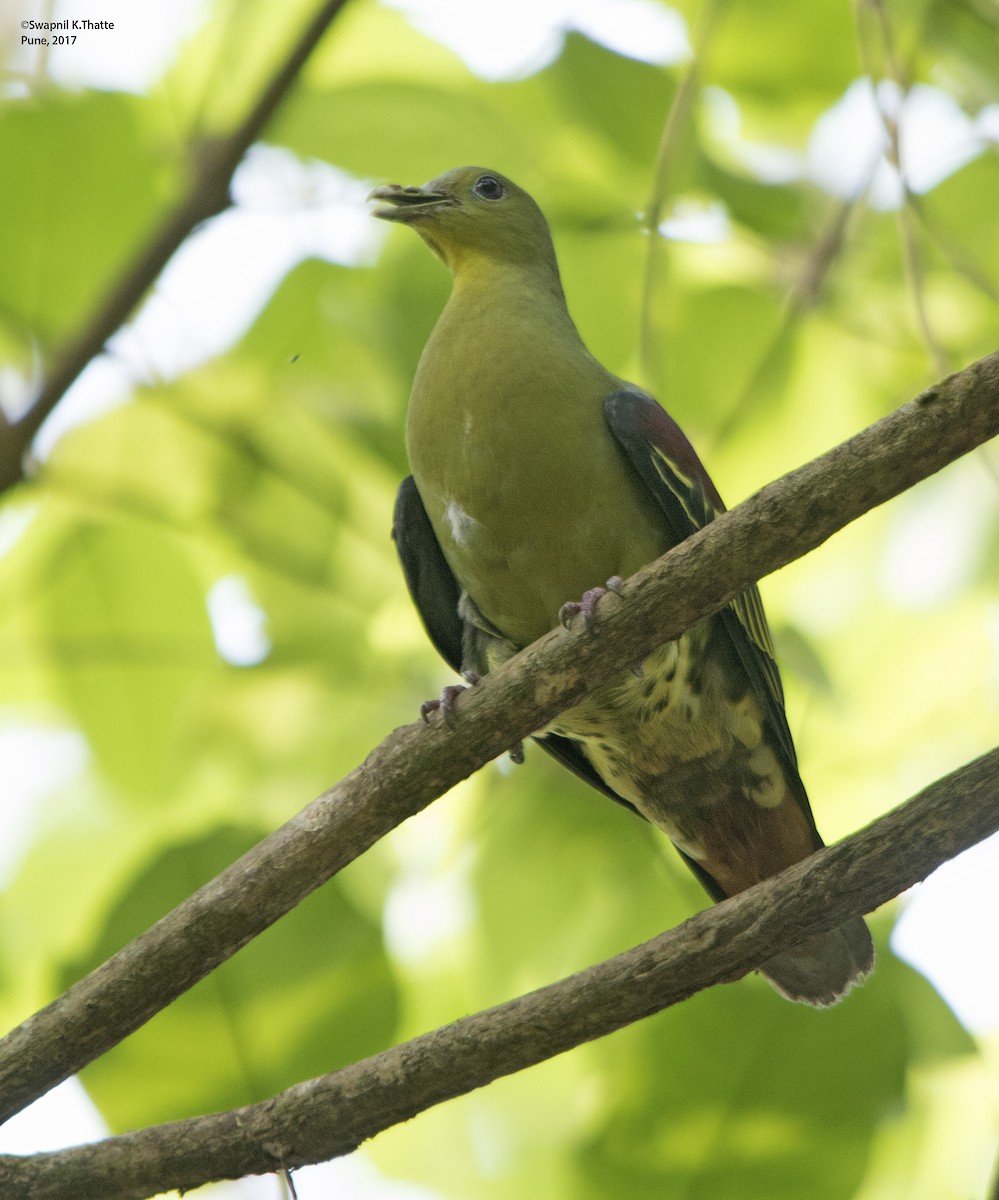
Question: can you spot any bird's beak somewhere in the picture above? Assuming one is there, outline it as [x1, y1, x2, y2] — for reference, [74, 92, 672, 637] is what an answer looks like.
[368, 183, 455, 222]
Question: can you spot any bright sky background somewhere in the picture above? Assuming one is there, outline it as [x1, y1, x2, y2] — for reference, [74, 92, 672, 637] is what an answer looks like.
[4, 0, 999, 1195]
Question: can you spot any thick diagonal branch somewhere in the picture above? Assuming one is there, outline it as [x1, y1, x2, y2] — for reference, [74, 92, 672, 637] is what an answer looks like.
[0, 746, 996, 1200]
[0, 349, 995, 1126]
[0, 0, 351, 494]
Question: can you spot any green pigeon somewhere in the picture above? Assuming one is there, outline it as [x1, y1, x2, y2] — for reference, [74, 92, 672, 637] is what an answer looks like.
[370, 166, 874, 1006]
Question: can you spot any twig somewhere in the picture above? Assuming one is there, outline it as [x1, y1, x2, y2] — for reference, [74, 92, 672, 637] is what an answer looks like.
[855, 0, 951, 376]
[909, 195, 999, 305]
[711, 184, 866, 449]
[0, 0, 352, 495]
[639, 0, 724, 379]
[0, 746, 996, 1199]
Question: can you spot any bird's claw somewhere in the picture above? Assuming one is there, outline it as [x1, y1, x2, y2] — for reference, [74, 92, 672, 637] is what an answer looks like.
[508, 740, 525, 765]
[558, 576, 625, 630]
[420, 685, 465, 727]
[420, 672, 482, 728]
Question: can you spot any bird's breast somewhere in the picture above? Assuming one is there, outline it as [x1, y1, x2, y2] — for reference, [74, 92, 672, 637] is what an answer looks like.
[413, 430, 666, 646]
[407, 315, 668, 644]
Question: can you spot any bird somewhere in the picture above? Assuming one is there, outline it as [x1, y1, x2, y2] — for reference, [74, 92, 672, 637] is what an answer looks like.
[369, 166, 874, 1006]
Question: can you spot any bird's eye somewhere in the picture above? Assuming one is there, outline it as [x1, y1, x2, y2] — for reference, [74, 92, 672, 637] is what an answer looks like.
[473, 175, 505, 201]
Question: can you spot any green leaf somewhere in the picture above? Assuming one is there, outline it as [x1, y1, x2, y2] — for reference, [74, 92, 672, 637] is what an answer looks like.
[64, 825, 399, 1129]
[273, 80, 523, 182]
[0, 91, 164, 344]
[36, 517, 215, 798]
[574, 936, 909, 1199]
[656, 284, 785, 434]
[709, 0, 859, 109]
[699, 157, 809, 240]
[473, 750, 702, 1001]
[772, 624, 835, 697]
[545, 33, 677, 167]
[918, 153, 999, 323]
[923, 0, 999, 102]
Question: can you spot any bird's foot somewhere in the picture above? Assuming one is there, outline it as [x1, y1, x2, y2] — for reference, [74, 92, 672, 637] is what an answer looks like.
[419, 686, 465, 728]
[558, 576, 625, 631]
[419, 675, 522, 761]
[420, 672, 481, 728]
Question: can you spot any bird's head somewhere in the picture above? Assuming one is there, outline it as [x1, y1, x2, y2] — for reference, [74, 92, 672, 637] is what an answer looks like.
[369, 166, 559, 279]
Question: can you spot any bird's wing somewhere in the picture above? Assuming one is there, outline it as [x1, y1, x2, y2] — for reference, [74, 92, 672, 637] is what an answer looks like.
[603, 388, 799, 773]
[393, 476, 641, 815]
[393, 476, 464, 672]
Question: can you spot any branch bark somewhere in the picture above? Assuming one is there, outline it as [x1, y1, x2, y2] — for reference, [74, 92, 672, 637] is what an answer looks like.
[0, 746, 996, 1200]
[0, 349, 995, 1127]
[0, 0, 351, 494]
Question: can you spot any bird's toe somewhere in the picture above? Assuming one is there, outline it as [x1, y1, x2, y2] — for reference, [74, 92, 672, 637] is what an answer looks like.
[419, 672, 482, 727]
[558, 579, 623, 630]
[420, 683, 467, 728]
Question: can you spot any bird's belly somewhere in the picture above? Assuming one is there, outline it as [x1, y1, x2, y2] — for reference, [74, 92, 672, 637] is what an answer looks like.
[547, 627, 724, 790]
[548, 624, 787, 865]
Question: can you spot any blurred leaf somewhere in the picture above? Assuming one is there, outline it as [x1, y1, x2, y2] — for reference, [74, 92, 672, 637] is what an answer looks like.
[699, 157, 809, 240]
[658, 284, 785, 434]
[65, 825, 399, 1129]
[0, 91, 165, 344]
[558, 225, 647, 374]
[772, 623, 835, 697]
[881, 949, 976, 1066]
[473, 747, 696, 1000]
[158, 0, 320, 131]
[232, 252, 430, 470]
[709, 0, 859, 108]
[35, 518, 215, 797]
[547, 33, 676, 166]
[923, 0, 999, 102]
[574, 956, 908, 1200]
[917, 153, 999, 322]
[274, 80, 524, 181]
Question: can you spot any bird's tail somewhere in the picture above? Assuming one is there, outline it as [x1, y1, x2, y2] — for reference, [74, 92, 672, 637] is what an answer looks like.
[761, 917, 874, 1007]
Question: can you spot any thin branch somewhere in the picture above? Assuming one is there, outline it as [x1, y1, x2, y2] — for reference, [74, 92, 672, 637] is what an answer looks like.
[855, 0, 951, 376]
[711, 183, 867, 449]
[0, 349, 996, 1126]
[896, 202, 951, 376]
[639, 0, 724, 379]
[910, 194, 999, 305]
[0, 746, 996, 1200]
[0, 0, 352, 495]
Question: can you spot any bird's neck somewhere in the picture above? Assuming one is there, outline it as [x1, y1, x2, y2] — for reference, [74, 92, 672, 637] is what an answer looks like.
[410, 249, 612, 422]
[444, 253, 584, 351]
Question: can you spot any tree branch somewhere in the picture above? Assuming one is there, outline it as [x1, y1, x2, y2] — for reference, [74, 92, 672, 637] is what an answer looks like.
[1, 746, 996, 1200]
[0, 0, 351, 495]
[0, 350, 995, 1126]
